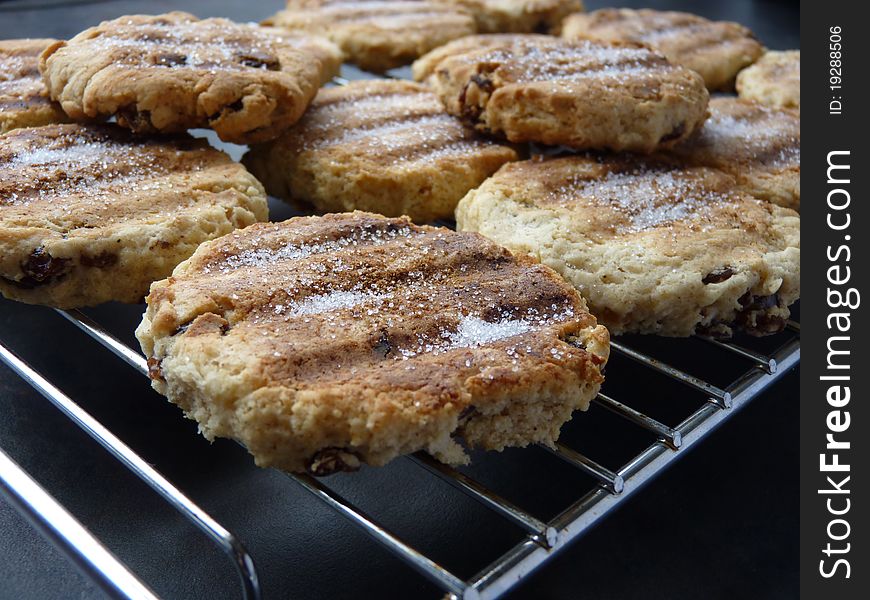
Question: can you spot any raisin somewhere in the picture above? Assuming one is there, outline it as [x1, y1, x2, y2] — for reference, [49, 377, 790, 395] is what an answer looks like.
[146, 357, 164, 382]
[153, 52, 187, 67]
[11, 247, 71, 288]
[751, 314, 787, 335]
[566, 337, 587, 350]
[702, 266, 734, 284]
[306, 447, 361, 476]
[470, 73, 494, 93]
[373, 331, 392, 358]
[734, 292, 786, 336]
[173, 322, 192, 336]
[458, 406, 477, 424]
[117, 106, 154, 132]
[738, 292, 778, 310]
[238, 52, 280, 70]
[660, 121, 686, 143]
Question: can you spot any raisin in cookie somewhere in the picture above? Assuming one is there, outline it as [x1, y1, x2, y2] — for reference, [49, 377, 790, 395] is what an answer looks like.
[456, 156, 800, 338]
[426, 35, 708, 152]
[0, 124, 267, 308]
[562, 8, 764, 90]
[40, 12, 338, 143]
[136, 211, 610, 474]
[736, 50, 800, 110]
[667, 97, 800, 211]
[243, 80, 517, 223]
[0, 39, 70, 134]
[435, 0, 583, 33]
[265, 1, 476, 73]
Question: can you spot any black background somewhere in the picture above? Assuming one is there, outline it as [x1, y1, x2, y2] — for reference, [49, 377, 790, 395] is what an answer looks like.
[0, 1, 800, 599]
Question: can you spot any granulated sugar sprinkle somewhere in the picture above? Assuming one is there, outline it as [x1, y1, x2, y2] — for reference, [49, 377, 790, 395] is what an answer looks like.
[77, 18, 289, 73]
[701, 110, 800, 166]
[219, 224, 417, 272]
[1, 130, 210, 207]
[476, 40, 670, 84]
[556, 168, 735, 232]
[202, 219, 586, 366]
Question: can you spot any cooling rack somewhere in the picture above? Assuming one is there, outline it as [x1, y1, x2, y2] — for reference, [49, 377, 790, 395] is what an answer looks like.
[0, 304, 800, 600]
[0, 67, 800, 600]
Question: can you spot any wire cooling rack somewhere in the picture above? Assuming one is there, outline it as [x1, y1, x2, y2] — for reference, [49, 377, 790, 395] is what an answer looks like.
[0, 67, 800, 600]
[0, 302, 800, 600]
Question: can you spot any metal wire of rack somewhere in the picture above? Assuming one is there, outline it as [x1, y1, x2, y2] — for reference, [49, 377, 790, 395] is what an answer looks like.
[0, 302, 799, 600]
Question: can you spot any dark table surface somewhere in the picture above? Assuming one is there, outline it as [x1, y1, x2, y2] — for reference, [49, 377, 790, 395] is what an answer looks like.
[0, 1, 799, 599]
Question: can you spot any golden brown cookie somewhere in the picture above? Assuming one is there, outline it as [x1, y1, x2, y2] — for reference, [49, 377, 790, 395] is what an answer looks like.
[244, 80, 517, 222]
[40, 12, 338, 143]
[136, 211, 610, 474]
[562, 8, 764, 90]
[456, 156, 800, 338]
[736, 50, 800, 110]
[667, 97, 800, 210]
[436, 0, 583, 33]
[265, 1, 476, 73]
[425, 34, 709, 152]
[0, 124, 268, 308]
[0, 39, 70, 134]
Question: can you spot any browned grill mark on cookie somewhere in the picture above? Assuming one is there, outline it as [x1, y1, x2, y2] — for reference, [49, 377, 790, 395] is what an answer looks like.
[300, 104, 452, 149]
[1, 38, 67, 131]
[652, 23, 756, 56]
[594, 8, 699, 32]
[478, 41, 673, 84]
[70, 17, 298, 74]
[277, 82, 496, 168]
[2, 124, 216, 211]
[562, 9, 762, 90]
[569, 9, 752, 52]
[165, 213, 600, 389]
[509, 157, 744, 236]
[325, 5, 467, 25]
[265, 2, 476, 72]
[242, 78, 518, 221]
[281, 0, 472, 24]
[668, 97, 800, 172]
